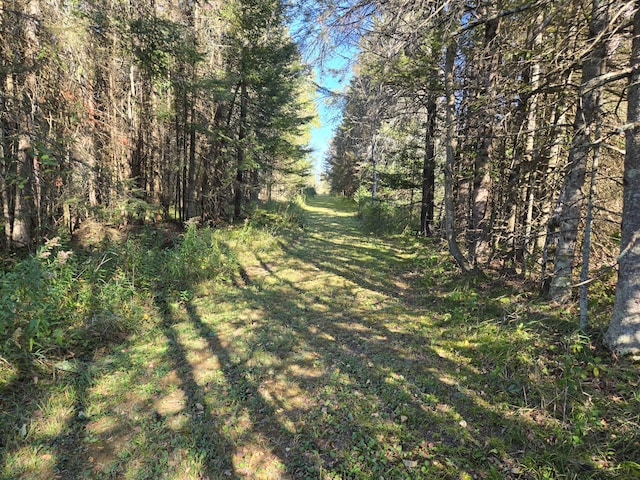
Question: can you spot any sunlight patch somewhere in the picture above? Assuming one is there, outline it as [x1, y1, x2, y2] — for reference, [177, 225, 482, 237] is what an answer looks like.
[187, 349, 222, 385]
[31, 390, 75, 438]
[233, 440, 288, 479]
[334, 321, 371, 333]
[259, 379, 313, 412]
[287, 363, 324, 379]
[86, 415, 118, 435]
[155, 388, 187, 416]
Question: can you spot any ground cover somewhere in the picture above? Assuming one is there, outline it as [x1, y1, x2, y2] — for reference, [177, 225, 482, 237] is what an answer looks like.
[1, 195, 638, 479]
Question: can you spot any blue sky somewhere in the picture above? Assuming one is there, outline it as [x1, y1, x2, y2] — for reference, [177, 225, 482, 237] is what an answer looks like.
[308, 66, 350, 179]
[289, 11, 358, 180]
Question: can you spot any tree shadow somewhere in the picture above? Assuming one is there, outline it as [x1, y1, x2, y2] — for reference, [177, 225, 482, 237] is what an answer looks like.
[224, 276, 520, 473]
[2, 195, 629, 478]
[178, 194, 623, 478]
[154, 296, 240, 479]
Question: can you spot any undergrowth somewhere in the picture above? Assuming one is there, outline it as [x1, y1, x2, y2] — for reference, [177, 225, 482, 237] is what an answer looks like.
[0, 199, 301, 371]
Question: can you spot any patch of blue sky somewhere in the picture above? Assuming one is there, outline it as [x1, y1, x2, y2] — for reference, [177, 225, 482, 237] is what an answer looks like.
[288, 5, 360, 179]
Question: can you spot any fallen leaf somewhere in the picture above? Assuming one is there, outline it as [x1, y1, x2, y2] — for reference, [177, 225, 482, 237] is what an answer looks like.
[402, 459, 418, 468]
[400, 415, 408, 423]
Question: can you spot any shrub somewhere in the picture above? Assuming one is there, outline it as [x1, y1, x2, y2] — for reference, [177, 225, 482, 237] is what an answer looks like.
[303, 186, 317, 198]
[0, 238, 79, 361]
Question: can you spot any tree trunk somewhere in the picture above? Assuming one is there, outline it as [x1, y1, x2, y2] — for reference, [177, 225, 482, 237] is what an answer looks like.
[444, 41, 471, 273]
[606, 2, 640, 355]
[1, 65, 13, 248]
[420, 97, 436, 236]
[234, 80, 248, 220]
[11, 0, 42, 248]
[550, 0, 608, 302]
[12, 134, 33, 248]
[539, 78, 572, 293]
[469, 5, 499, 265]
[371, 134, 377, 206]
[186, 103, 197, 219]
[519, 12, 544, 277]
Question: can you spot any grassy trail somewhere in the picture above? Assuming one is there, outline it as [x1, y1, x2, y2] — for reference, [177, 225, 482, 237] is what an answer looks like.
[3, 195, 638, 479]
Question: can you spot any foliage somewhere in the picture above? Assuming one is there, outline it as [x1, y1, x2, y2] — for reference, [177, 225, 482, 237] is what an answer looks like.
[0, 0, 317, 251]
[0, 199, 307, 369]
[303, 186, 317, 198]
[321, 0, 624, 297]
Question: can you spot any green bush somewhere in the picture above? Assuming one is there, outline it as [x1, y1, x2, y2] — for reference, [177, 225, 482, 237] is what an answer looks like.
[249, 198, 305, 234]
[303, 186, 317, 198]
[0, 239, 75, 358]
[167, 222, 223, 286]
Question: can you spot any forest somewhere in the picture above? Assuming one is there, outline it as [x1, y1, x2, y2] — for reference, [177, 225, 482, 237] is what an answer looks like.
[321, 0, 640, 354]
[1, 0, 640, 479]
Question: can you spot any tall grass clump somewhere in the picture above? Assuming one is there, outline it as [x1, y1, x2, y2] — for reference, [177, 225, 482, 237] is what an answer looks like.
[248, 196, 305, 234]
[0, 238, 76, 361]
[166, 221, 224, 286]
[0, 237, 151, 369]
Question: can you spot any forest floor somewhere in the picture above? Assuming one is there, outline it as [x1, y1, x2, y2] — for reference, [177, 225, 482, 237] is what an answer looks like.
[1, 195, 639, 479]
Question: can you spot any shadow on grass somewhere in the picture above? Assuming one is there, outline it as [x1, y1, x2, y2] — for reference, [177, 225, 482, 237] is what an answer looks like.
[174, 196, 627, 478]
[154, 296, 240, 479]
[2, 196, 635, 479]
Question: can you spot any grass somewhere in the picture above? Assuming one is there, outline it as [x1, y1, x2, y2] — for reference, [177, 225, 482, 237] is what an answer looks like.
[1, 195, 639, 479]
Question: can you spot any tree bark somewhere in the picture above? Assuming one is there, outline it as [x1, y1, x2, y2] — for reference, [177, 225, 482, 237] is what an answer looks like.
[420, 97, 436, 236]
[234, 80, 248, 220]
[606, 1, 640, 355]
[186, 103, 197, 219]
[444, 41, 471, 273]
[11, 0, 42, 248]
[469, 3, 499, 265]
[519, 12, 544, 277]
[550, 0, 608, 302]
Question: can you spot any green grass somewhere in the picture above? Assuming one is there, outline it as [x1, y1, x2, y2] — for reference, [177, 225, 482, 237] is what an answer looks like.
[1, 195, 639, 479]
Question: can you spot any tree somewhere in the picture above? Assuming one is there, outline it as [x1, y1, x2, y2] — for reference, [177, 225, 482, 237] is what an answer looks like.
[606, 1, 640, 355]
[549, 0, 610, 302]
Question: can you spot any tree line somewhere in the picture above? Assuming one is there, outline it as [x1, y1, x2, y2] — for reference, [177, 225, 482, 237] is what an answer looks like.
[1, 0, 314, 251]
[319, 0, 640, 354]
